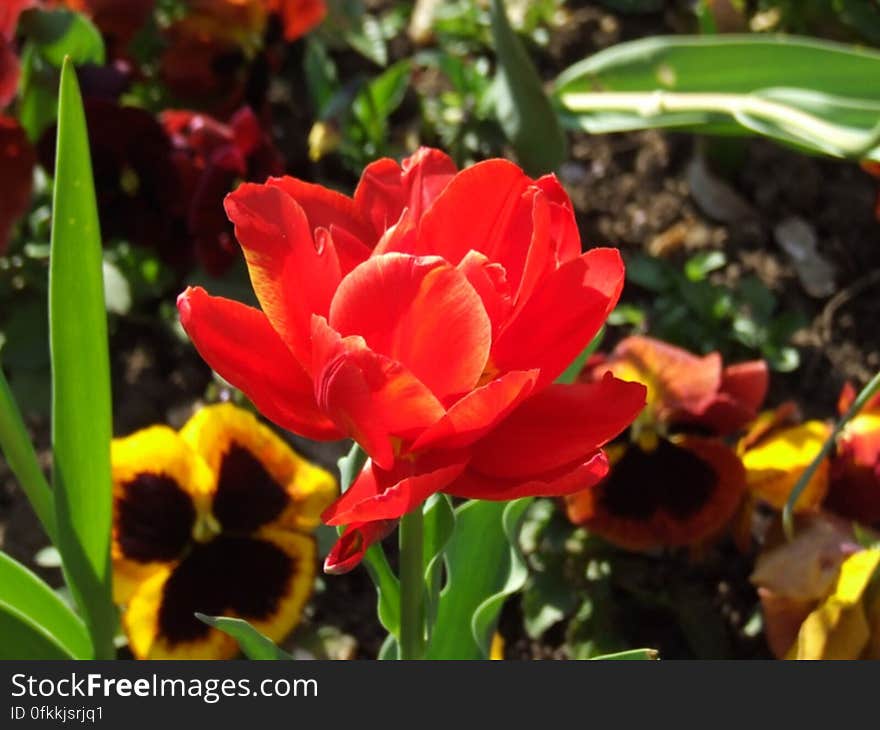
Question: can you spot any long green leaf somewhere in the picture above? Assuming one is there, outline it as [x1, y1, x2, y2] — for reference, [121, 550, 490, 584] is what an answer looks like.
[0, 368, 56, 543]
[554, 34, 880, 161]
[0, 551, 91, 659]
[49, 57, 115, 659]
[490, 0, 567, 174]
[425, 498, 532, 659]
[195, 614, 294, 660]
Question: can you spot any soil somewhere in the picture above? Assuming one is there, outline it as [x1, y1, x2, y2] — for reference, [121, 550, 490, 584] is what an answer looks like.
[2, 3, 879, 660]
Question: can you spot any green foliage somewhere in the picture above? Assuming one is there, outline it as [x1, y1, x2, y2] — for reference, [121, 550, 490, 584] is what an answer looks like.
[194, 615, 294, 660]
[618, 252, 804, 371]
[17, 9, 106, 141]
[49, 59, 116, 660]
[425, 498, 532, 660]
[489, 0, 567, 174]
[554, 34, 880, 161]
[0, 369, 55, 542]
[0, 551, 92, 659]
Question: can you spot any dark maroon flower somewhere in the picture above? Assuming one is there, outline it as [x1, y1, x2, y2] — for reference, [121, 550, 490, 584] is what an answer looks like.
[161, 106, 284, 275]
[0, 115, 35, 253]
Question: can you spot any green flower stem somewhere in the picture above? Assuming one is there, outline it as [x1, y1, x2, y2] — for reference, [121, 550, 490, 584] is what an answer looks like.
[0, 367, 57, 544]
[783, 368, 880, 538]
[398, 506, 426, 660]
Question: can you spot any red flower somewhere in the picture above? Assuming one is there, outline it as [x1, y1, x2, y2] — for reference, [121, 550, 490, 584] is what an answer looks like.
[266, 0, 325, 41]
[178, 148, 646, 571]
[825, 382, 880, 525]
[0, 0, 34, 108]
[161, 106, 284, 275]
[0, 115, 35, 253]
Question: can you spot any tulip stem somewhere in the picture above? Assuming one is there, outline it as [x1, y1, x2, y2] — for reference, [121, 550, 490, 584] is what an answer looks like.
[399, 506, 426, 659]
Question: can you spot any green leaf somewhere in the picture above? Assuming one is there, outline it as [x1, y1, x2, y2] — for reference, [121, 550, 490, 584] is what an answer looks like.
[362, 542, 401, 638]
[489, 0, 566, 174]
[0, 368, 56, 543]
[684, 251, 727, 282]
[195, 614, 293, 660]
[554, 34, 880, 161]
[337, 441, 368, 494]
[49, 58, 116, 660]
[352, 60, 411, 148]
[0, 551, 91, 659]
[21, 10, 105, 67]
[422, 494, 455, 638]
[425, 498, 532, 659]
[18, 45, 60, 142]
[590, 648, 659, 660]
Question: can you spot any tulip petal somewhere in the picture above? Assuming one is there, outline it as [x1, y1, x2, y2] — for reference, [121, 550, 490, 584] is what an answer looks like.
[492, 248, 626, 386]
[447, 451, 609, 501]
[410, 158, 532, 266]
[323, 519, 396, 575]
[456, 250, 514, 339]
[177, 287, 341, 440]
[469, 373, 647, 479]
[311, 316, 446, 469]
[322, 453, 467, 526]
[267, 175, 375, 245]
[224, 182, 342, 365]
[354, 147, 456, 238]
[328, 253, 491, 400]
[411, 369, 539, 451]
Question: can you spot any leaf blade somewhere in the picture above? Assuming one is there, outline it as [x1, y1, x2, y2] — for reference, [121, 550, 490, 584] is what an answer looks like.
[49, 57, 115, 659]
[0, 551, 91, 659]
[195, 614, 294, 660]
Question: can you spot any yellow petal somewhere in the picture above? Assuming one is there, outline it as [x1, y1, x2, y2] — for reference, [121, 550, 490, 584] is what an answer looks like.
[180, 403, 337, 533]
[111, 426, 214, 604]
[740, 421, 830, 512]
[786, 549, 880, 660]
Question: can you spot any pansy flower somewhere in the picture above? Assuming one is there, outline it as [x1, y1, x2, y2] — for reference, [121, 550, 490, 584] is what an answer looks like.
[737, 402, 831, 514]
[178, 147, 647, 573]
[38, 98, 189, 264]
[565, 336, 767, 550]
[111, 403, 336, 659]
[825, 383, 880, 526]
[161, 106, 284, 275]
[751, 515, 879, 659]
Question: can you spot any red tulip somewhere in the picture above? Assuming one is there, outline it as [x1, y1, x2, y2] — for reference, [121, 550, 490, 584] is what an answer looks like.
[179, 148, 646, 571]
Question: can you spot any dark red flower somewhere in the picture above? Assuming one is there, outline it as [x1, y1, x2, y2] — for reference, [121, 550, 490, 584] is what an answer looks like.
[825, 383, 880, 525]
[178, 148, 646, 570]
[38, 98, 188, 265]
[0, 115, 35, 253]
[161, 106, 284, 275]
[0, 0, 34, 108]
